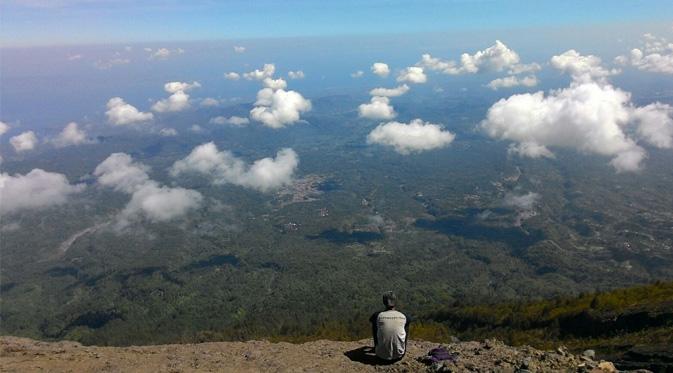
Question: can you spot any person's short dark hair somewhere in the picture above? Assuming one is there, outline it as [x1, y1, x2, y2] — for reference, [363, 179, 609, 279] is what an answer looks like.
[382, 291, 397, 308]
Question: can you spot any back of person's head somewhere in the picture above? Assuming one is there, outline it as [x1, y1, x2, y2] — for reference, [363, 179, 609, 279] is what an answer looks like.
[382, 291, 397, 309]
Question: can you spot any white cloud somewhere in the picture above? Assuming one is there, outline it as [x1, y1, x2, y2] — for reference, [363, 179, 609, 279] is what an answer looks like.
[369, 84, 410, 97]
[371, 62, 390, 77]
[244, 64, 276, 80]
[233, 46, 246, 53]
[52, 122, 89, 148]
[460, 40, 521, 73]
[0, 169, 85, 216]
[224, 72, 241, 80]
[617, 48, 673, 74]
[507, 142, 555, 159]
[503, 192, 539, 210]
[67, 54, 82, 61]
[367, 118, 455, 154]
[632, 103, 673, 148]
[200, 98, 220, 107]
[10, 131, 38, 152]
[148, 47, 184, 60]
[615, 33, 673, 74]
[358, 96, 396, 119]
[152, 81, 200, 113]
[94, 153, 202, 224]
[550, 50, 619, 83]
[418, 40, 521, 75]
[397, 66, 427, 84]
[0, 121, 10, 136]
[209, 116, 250, 126]
[262, 77, 288, 90]
[351, 70, 364, 78]
[159, 128, 178, 136]
[249, 88, 311, 128]
[163, 81, 201, 94]
[170, 142, 299, 192]
[417, 54, 461, 75]
[508, 62, 542, 75]
[106, 97, 154, 125]
[479, 82, 671, 172]
[487, 75, 538, 90]
[288, 70, 305, 79]
[152, 90, 190, 112]
[190, 124, 204, 133]
[94, 152, 150, 194]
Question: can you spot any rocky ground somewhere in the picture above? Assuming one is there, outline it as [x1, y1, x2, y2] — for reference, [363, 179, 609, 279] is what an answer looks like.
[0, 336, 640, 372]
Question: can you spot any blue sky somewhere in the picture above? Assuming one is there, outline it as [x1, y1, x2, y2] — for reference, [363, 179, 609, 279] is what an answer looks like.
[2, 0, 673, 47]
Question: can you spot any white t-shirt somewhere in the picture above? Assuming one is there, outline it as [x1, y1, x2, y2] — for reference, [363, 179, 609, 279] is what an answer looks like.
[374, 309, 408, 360]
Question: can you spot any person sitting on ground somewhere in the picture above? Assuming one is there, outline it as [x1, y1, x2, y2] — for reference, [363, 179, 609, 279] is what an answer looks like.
[369, 291, 410, 362]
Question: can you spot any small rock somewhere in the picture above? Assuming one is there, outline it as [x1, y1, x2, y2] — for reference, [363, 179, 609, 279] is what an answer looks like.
[521, 357, 532, 368]
[582, 349, 596, 359]
[449, 336, 460, 343]
[597, 361, 617, 372]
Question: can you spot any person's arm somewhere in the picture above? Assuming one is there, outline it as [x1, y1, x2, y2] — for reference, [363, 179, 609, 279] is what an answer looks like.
[404, 313, 411, 349]
[369, 312, 380, 347]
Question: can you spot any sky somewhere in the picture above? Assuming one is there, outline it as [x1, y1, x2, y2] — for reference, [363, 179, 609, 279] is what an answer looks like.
[2, 0, 673, 47]
[2, 0, 673, 225]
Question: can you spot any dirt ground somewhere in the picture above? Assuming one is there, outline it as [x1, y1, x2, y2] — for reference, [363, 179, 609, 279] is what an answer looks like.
[0, 336, 619, 372]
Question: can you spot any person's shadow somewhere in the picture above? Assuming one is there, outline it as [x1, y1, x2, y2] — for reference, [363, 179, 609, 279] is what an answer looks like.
[344, 346, 399, 366]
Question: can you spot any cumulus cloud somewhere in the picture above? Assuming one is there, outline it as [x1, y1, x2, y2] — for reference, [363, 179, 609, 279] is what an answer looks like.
[419, 40, 521, 75]
[244, 64, 276, 80]
[106, 97, 154, 125]
[0, 121, 10, 136]
[249, 88, 311, 128]
[209, 116, 250, 126]
[170, 142, 298, 192]
[397, 66, 427, 84]
[369, 84, 410, 97]
[417, 54, 461, 75]
[551, 50, 620, 83]
[632, 103, 673, 148]
[10, 131, 38, 152]
[152, 81, 200, 113]
[94, 153, 202, 225]
[233, 46, 246, 53]
[288, 70, 305, 79]
[52, 122, 89, 147]
[487, 75, 538, 90]
[480, 81, 673, 172]
[159, 128, 178, 136]
[503, 192, 539, 210]
[615, 33, 673, 74]
[0, 169, 85, 216]
[358, 96, 397, 119]
[224, 72, 241, 80]
[200, 98, 220, 107]
[163, 81, 201, 93]
[148, 47, 184, 60]
[351, 70, 364, 78]
[371, 62, 390, 77]
[262, 77, 288, 90]
[367, 118, 455, 154]
[616, 47, 673, 74]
